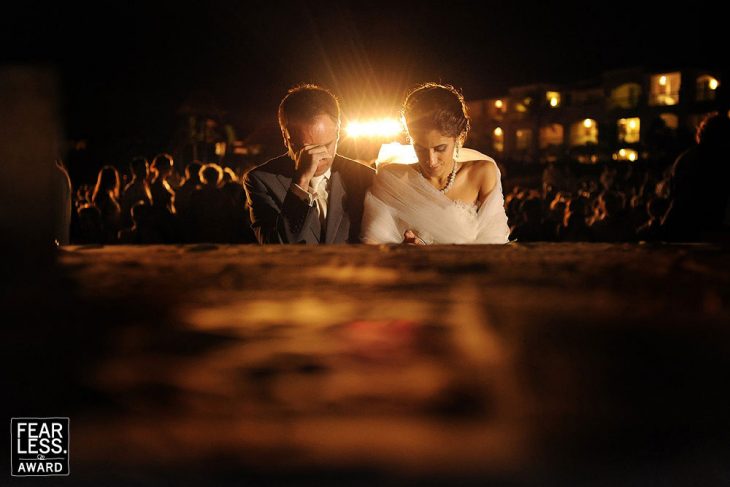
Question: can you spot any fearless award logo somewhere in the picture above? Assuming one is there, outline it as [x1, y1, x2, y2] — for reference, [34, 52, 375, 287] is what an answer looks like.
[11, 418, 70, 476]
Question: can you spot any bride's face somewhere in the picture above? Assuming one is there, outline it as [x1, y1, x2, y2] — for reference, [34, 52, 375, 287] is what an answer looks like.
[410, 128, 457, 178]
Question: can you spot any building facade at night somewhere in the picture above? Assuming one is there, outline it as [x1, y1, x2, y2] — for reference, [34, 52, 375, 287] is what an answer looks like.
[466, 67, 725, 164]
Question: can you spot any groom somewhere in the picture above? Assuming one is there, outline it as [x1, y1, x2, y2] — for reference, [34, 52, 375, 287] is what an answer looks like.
[244, 84, 374, 244]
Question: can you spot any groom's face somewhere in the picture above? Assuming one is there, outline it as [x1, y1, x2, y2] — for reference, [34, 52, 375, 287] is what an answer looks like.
[284, 114, 340, 176]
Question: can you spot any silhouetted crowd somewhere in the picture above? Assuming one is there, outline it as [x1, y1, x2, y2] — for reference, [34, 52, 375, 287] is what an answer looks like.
[507, 112, 730, 243]
[507, 163, 673, 242]
[72, 154, 255, 244]
[69, 113, 729, 244]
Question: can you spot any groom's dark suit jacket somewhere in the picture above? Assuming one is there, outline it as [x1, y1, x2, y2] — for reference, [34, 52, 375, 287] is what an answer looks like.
[244, 153, 375, 244]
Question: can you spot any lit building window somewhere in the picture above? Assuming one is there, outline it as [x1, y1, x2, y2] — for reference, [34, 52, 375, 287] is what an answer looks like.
[617, 117, 640, 143]
[570, 119, 598, 146]
[696, 75, 719, 101]
[493, 127, 504, 152]
[516, 128, 532, 151]
[514, 97, 533, 113]
[613, 148, 639, 162]
[610, 83, 641, 109]
[488, 99, 506, 118]
[546, 91, 561, 108]
[650, 72, 681, 106]
[539, 124, 564, 149]
[659, 113, 679, 130]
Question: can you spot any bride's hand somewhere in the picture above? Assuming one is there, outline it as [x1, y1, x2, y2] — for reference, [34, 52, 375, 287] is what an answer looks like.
[403, 230, 426, 245]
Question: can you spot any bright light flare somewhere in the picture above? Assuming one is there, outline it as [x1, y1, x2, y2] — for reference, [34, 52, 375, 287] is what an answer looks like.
[375, 143, 418, 166]
[709, 78, 719, 90]
[346, 118, 403, 139]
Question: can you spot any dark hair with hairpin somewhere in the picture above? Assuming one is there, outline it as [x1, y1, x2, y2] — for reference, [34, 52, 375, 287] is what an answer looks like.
[402, 82, 470, 144]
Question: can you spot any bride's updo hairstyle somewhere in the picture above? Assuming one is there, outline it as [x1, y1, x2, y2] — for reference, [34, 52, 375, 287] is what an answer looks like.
[402, 82, 471, 146]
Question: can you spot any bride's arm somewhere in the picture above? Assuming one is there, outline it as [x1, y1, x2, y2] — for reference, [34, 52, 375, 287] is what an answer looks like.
[475, 159, 499, 204]
[471, 158, 510, 243]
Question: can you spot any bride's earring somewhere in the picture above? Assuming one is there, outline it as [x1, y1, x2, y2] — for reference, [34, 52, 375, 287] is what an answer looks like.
[454, 145, 460, 161]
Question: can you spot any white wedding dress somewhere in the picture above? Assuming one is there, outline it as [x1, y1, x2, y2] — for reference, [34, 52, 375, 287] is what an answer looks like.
[361, 148, 510, 244]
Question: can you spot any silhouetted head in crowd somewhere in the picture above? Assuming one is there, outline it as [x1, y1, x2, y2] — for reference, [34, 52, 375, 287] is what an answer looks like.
[695, 112, 730, 148]
[647, 197, 669, 220]
[629, 193, 643, 209]
[77, 204, 103, 242]
[130, 200, 152, 226]
[278, 84, 340, 175]
[76, 184, 92, 206]
[185, 161, 204, 184]
[151, 153, 174, 180]
[543, 184, 556, 201]
[598, 191, 626, 218]
[130, 157, 149, 180]
[549, 193, 569, 215]
[222, 167, 238, 184]
[200, 164, 223, 187]
[566, 197, 589, 220]
[521, 197, 543, 223]
[600, 166, 616, 190]
[92, 165, 120, 202]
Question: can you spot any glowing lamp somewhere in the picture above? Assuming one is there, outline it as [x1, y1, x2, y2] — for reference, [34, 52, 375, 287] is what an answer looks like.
[375, 142, 418, 166]
[346, 118, 403, 139]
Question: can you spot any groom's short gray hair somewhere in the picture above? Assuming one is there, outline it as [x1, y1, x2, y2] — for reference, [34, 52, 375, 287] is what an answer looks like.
[278, 84, 341, 132]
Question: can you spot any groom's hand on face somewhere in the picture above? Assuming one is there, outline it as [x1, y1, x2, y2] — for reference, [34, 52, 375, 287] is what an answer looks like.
[295, 144, 330, 188]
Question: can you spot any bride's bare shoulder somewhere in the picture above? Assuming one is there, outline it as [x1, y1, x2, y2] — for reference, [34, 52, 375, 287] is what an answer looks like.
[461, 158, 498, 193]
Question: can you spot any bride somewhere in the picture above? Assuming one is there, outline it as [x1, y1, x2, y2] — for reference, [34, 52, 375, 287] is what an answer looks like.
[361, 82, 510, 244]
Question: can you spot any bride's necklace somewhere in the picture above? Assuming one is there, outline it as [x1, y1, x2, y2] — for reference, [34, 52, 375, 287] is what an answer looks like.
[417, 160, 457, 194]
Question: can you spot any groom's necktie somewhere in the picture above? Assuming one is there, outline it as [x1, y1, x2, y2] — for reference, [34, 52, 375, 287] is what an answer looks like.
[309, 175, 329, 226]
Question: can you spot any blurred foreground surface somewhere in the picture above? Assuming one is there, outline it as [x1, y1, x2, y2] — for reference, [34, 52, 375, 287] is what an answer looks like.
[2, 243, 730, 486]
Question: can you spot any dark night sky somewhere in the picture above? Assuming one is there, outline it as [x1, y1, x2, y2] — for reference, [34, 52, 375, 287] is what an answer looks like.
[2, 0, 726, 156]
